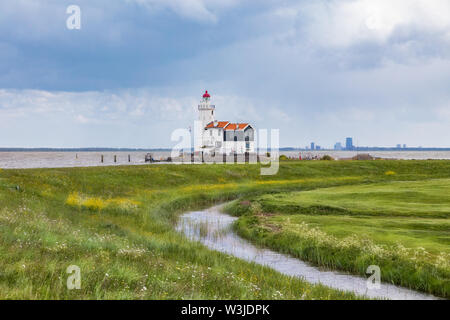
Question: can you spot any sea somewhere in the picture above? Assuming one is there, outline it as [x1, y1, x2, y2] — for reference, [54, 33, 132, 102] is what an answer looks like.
[1, 151, 450, 169]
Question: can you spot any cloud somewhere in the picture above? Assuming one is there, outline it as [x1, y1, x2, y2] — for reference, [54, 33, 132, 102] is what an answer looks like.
[128, 0, 242, 23]
[0, 88, 269, 147]
[435, 104, 450, 120]
[0, 89, 199, 123]
[295, 0, 450, 47]
[1, 1, 450, 147]
[267, 0, 450, 69]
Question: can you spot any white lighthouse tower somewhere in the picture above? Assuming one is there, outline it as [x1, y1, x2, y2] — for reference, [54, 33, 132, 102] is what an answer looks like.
[198, 90, 215, 129]
[195, 90, 215, 152]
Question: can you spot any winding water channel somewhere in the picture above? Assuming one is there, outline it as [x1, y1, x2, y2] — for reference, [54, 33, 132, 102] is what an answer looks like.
[176, 205, 439, 300]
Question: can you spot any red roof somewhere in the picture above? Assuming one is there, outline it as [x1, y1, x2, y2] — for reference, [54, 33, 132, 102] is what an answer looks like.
[203, 90, 210, 98]
[224, 123, 250, 131]
[224, 123, 236, 130]
[205, 121, 251, 131]
[206, 121, 229, 128]
[226, 123, 250, 131]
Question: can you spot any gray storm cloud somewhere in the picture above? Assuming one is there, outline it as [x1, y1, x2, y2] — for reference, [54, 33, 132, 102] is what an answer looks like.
[0, 0, 449, 147]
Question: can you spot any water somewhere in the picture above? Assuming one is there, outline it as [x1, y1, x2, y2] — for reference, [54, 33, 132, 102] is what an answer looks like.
[1, 151, 450, 169]
[177, 205, 439, 300]
[0, 151, 172, 169]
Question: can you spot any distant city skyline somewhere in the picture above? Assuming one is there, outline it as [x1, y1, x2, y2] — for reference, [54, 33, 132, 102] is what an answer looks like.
[305, 137, 428, 151]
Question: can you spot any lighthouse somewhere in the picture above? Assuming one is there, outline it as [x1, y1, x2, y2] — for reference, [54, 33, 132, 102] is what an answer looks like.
[195, 90, 255, 155]
[198, 90, 215, 129]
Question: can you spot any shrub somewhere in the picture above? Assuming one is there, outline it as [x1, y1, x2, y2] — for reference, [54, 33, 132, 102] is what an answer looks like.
[321, 155, 334, 161]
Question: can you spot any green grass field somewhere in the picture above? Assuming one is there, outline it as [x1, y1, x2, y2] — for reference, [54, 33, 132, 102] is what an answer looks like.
[252, 179, 450, 218]
[1, 160, 450, 299]
[225, 177, 450, 298]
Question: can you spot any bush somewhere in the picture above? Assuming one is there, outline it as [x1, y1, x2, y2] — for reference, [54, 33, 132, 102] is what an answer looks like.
[321, 155, 334, 161]
[279, 155, 289, 161]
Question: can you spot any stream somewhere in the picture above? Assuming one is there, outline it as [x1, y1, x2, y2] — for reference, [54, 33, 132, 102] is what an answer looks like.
[176, 205, 439, 300]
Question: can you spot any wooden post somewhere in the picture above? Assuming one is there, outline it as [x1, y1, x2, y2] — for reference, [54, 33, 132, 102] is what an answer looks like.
[223, 153, 226, 163]
[114, 155, 117, 163]
[234, 153, 237, 163]
[101, 155, 104, 163]
[202, 151, 204, 163]
[128, 154, 131, 162]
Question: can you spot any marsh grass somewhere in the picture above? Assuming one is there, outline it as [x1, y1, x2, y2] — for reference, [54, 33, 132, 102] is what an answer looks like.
[198, 222, 210, 238]
[1, 160, 450, 299]
[226, 177, 450, 298]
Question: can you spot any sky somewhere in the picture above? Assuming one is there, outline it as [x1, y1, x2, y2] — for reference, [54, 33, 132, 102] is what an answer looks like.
[1, 0, 450, 148]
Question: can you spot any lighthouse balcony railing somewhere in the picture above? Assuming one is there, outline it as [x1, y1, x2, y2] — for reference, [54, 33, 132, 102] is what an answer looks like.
[198, 104, 215, 109]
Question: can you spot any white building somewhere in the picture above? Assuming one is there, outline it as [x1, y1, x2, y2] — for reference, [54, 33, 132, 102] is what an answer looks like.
[196, 90, 255, 154]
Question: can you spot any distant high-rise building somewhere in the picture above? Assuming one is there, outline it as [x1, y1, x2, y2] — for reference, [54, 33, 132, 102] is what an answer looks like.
[396, 144, 401, 149]
[334, 142, 343, 150]
[311, 142, 315, 150]
[345, 137, 354, 150]
[316, 145, 321, 150]
[403, 144, 407, 148]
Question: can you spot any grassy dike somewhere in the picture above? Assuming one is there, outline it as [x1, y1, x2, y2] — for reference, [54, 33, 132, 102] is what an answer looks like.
[1, 160, 449, 299]
[225, 166, 450, 298]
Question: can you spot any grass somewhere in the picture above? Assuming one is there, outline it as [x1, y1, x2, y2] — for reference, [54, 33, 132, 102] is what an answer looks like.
[250, 179, 450, 218]
[1, 160, 450, 299]
[225, 178, 450, 298]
